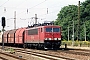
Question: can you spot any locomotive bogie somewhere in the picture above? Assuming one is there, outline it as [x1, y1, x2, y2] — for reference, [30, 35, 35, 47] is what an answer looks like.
[44, 40, 61, 49]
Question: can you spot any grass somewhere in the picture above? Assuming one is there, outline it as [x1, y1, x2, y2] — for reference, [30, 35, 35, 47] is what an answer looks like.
[5, 48, 15, 53]
[62, 40, 90, 47]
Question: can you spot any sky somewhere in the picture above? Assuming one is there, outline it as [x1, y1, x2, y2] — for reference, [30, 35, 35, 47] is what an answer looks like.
[0, 0, 85, 30]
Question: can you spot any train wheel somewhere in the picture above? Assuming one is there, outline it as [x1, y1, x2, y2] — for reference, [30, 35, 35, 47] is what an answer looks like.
[23, 44, 26, 49]
[41, 44, 44, 50]
[36, 44, 39, 49]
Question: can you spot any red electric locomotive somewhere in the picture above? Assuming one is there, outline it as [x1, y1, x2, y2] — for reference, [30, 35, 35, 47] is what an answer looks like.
[24, 23, 61, 49]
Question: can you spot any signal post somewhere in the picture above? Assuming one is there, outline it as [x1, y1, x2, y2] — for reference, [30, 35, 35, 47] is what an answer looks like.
[1, 17, 6, 49]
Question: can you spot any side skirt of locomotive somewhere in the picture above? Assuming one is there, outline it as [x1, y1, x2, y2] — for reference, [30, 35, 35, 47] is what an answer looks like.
[23, 43, 44, 49]
[0, 40, 61, 50]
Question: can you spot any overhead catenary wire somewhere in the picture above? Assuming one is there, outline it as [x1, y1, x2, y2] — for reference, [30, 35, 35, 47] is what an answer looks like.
[1, 0, 61, 19]
[14, 0, 27, 8]
[0, 0, 63, 18]
[38, 9, 60, 17]
[1, 0, 62, 25]
[17, 9, 59, 20]
[17, 0, 59, 19]
[0, 0, 9, 7]
[17, 0, 47, 16]
[0, 0, 9, 16]
[3, 5, 61, 23]
[0, 0, 27, 17]
[15, 8, 60, 22]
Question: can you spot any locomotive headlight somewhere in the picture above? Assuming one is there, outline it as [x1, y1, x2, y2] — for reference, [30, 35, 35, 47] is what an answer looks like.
[54, 38, 57, 40]
[49, 38, 51, 40]
[58, 38, 61, 40]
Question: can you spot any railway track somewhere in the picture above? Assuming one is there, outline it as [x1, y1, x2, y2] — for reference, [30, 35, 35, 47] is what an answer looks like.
[56, 48, 90, 56]
[0, 51, 26, 60]
[0, 46, 90, 60]
[0, 46, 75, 60]
[14, 49, 75, 60]
[0, 56, 8, 60]
[72, 48, 90, 52]
[50, 47, 90, 54]
[64, 50, 90, 56]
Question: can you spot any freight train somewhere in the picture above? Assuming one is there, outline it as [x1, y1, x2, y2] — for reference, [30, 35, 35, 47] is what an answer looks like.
[0, 22, 61, 49]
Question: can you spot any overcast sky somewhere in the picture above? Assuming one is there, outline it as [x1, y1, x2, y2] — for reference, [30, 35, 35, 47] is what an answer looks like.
[0, 0, 85, 30]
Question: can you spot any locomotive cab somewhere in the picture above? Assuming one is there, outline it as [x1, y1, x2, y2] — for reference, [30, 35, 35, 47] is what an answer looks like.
[43, 26, 61, 49]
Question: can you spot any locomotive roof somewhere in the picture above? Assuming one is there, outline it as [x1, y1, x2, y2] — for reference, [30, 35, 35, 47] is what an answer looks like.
[26, 25, 60, 30]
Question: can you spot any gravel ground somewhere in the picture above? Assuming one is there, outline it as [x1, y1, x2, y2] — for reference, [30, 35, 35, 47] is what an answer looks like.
[12, 52, 45, 60]
[0, 49, 45, 60]
[0, 53, 18, 60]
[27, 49, 90, 60]
[0, 46, 90, 60]
[0, 49, 19, 60]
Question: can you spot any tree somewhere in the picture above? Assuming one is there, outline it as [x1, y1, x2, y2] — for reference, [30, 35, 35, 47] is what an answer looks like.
[55, 0, 90, 41]
[80, 0, 90, 40]
[55, 5, 78, 40]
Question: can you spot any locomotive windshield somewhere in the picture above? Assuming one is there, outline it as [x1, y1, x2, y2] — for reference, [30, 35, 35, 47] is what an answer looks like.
[53, 28, 60, 32]
[46, 28, 52, 32]
[46, 28, 60, 32]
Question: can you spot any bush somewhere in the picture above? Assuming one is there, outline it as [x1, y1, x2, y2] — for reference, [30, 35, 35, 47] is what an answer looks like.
[74, 41, 79, 46]
[88, 42, 90, 47]
[80, 41, 89, 47]
[62, 40, 90, 47]
[62, 40, 72, 46]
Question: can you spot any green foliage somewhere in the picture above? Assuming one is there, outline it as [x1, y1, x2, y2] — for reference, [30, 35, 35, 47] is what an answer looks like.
[5, 48, 15, 53]
[55, 0, 90, 41]
[74, 41, 79, 46]
[55, 5, 78, 40]
[62, 41, 90, 47]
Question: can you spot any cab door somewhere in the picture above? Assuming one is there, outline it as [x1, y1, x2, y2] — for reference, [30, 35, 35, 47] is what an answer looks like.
[39, 27, 44, 43]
